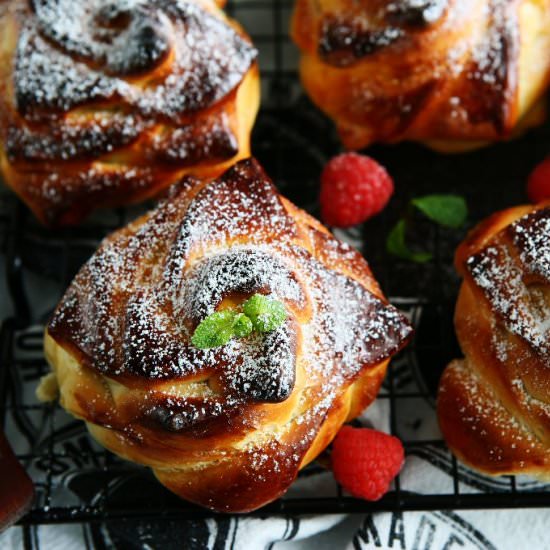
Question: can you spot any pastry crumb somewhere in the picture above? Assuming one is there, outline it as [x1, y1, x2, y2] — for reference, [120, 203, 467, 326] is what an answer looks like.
[36, 372, 59, 402]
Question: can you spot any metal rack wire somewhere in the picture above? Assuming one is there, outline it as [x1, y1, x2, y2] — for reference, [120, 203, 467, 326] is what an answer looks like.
[1, 0, 550, 539]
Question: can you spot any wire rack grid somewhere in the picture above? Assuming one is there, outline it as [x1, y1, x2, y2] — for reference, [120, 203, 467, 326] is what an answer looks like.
[1, 0, 550, 539]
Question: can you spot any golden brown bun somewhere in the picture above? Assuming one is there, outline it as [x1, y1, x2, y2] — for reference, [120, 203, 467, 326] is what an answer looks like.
[291, 0, 550, 152]
[0, 0, 259, 225]
[40, 158, 412, 512]
[437, 203, 550, 478]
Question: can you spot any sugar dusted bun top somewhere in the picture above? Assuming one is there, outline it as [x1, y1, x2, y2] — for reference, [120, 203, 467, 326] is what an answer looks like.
[291, 0, 550, 150]
[48, 158, 411, 407]
[0, 0, 259, 224]
[438, 203, 550, 479]
[16, 0, 256, 119]
[45, 158, 412, 512]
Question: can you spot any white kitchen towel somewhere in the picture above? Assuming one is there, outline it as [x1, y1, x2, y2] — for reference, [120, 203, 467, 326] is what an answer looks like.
[346, 509, 550, 550]
[2, 509, 550, 549]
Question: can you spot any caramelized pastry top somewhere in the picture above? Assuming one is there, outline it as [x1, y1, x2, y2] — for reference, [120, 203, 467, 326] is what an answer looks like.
[0, 0, 259, 225]
[48, 158, 412, 422]
[16, 0, 256, 121]
[319, 0, 449, 66]
[292, 0, 550, 149]
[437, 204, 550, 478]
[465, 207, 550, 359]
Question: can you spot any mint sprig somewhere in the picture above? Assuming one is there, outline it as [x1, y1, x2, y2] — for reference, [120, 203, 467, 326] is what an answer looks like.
[232, 313, 253, 338]
[243, 294, 287, 333]
[386, 220, 432, 263]
[191, 311, 237, 349]
[411, 195, 467, 229]
[387, 194, 468, 263]
[191, 294, 287, 349]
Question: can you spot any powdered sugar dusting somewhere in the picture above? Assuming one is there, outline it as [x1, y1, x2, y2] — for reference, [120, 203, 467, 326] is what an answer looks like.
[442, 361, 547, 466]
[470, 0, 513, 83]
[467, 207, 550, 358]
[307, 0, 522, 141]
[15, 0, 257, 119]
[385, 1, 447, 25]
[178, 248, 305, 321]
[1, 0, 257, 224]
[444, 207, 550, 472]
[510, 209, 550, 282]
[442, 0, 517, 129]
[49, 159, 412, 429]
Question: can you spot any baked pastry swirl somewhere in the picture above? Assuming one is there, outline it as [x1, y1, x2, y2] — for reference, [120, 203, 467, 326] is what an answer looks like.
[0, 0, 259, 225]
[40, 158, 412, 512]
[291, 0, 550, 151]
[438, 203, 550, 478]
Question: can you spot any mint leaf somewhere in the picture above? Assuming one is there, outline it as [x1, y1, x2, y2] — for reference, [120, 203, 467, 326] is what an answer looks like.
[411, 194, 467, 229]
[243, 294, 287, 333]
[386, 220, 432, 263]
[232, 313, 253, 338]
[191, 295, 287, 349]
[191, 310, 236, 349]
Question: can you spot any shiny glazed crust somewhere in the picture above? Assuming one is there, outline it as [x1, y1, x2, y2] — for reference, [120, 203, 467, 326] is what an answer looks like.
[291, 0, 550, 151]
[437, 203, 550, 478]
[0, 0, 259, 225]
[41, 158, 412, 512]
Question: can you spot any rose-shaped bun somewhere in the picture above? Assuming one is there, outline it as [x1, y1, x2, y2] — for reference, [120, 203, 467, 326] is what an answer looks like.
[0, 0, 259, 225]
[438, 203, 550, 478]
[40, 158, 412, 512]
[291, 0, 550, 152]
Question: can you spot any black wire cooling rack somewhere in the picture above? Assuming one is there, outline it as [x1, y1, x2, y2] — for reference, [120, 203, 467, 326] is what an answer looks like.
[1, 0, 550, 541]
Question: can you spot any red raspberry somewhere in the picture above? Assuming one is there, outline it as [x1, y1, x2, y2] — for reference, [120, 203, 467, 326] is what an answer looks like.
[320, 153, 394, 227]
[527, 158, 550, 203]
[331, 425, 404, 501]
